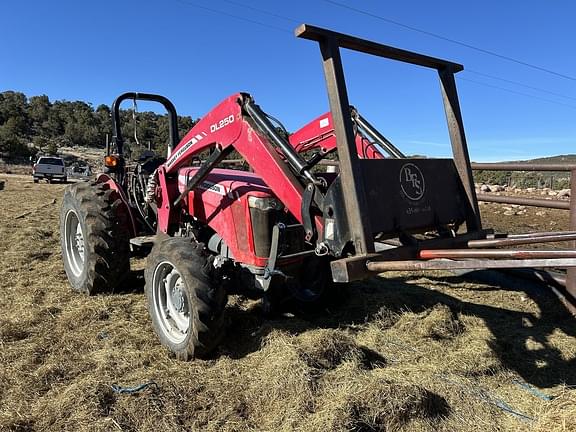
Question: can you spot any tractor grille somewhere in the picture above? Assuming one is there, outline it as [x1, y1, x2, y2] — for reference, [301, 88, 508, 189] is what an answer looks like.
[250, 207, 305, 258]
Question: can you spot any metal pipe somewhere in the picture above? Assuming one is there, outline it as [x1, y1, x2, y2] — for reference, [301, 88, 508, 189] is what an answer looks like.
[566, 169, 576, 300]
[367, 258, 576, 272]
[419, 249, 576, 260]
[468, 233, 576, 248]
[477, 193, 570, 209]
[355, 113, 405, 158]
[471, 163, 576, 172]
[244, 100, 318, 185]
[486, 230, 576, 239]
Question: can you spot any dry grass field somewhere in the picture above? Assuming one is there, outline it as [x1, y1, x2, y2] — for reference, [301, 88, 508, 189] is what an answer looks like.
[0, 173, 575, 432]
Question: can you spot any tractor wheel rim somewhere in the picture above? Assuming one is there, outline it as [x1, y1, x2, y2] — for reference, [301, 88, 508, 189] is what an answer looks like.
[152, 261, 190, 345]
[64, 209, 85, 277]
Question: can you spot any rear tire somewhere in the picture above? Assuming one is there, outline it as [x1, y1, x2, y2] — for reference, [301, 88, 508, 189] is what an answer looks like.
[284, 256, 343, 312]
[60, 182, 131, 294]
[145, 237, 227, 360]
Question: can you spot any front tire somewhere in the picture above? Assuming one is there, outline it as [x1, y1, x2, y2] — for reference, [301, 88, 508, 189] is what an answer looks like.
[60, 182, 131, 294]
[145, 237, 227, 360]
[282, 256, 343, 313]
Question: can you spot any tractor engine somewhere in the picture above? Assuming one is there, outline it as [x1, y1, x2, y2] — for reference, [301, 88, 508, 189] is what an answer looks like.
[126, 151, 165, 233]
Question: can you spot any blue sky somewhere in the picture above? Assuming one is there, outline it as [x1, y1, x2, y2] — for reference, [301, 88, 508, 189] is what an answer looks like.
[1, 0, 575, 162]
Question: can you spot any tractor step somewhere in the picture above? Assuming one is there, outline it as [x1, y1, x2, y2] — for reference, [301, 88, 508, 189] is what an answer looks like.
[130, 235, 156, 248]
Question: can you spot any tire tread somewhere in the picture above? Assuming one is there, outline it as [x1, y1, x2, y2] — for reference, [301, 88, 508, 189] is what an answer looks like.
[60, 181, 130, 294]
[144, 237, 227, 360]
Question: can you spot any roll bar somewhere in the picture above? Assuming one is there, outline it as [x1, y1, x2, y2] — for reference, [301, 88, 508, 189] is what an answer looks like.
[110, 92, 179, 156]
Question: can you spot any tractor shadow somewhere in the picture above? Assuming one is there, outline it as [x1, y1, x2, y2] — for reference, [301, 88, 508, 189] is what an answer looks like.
[432, 270, 576, 389]
[115, 269, 145, 294]
[219, 270, 576, 389]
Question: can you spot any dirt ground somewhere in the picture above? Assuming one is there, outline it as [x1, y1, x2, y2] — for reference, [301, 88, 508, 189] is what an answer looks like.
[0, 173, 575, 432]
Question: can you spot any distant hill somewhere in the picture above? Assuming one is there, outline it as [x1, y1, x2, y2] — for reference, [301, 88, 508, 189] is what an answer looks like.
[518, 154, 576, 164]
[474, 154, 575, 189]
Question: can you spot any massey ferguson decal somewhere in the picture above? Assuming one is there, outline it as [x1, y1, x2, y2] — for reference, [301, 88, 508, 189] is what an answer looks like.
[166, 115, 236, 169]
[400, 163, 425, 201]
[198, 180, 226, 195]
[166, 132, 207, 168]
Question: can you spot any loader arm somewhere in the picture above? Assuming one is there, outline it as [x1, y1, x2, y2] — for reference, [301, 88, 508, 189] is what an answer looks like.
[157, 93, 323, 236]
[289, 110, 405, 160]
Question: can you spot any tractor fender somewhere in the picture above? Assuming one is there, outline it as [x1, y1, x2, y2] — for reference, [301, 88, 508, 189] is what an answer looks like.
[95, 173, 138, 237]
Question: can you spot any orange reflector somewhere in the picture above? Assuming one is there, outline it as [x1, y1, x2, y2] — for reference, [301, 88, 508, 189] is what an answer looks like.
[104, 155, 119, 167]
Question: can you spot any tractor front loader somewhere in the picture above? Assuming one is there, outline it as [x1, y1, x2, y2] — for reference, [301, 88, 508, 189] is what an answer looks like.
[60, 24, 576, 360]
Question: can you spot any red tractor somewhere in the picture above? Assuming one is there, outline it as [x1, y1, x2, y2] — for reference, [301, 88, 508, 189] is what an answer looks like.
[60, 25, 576, 359]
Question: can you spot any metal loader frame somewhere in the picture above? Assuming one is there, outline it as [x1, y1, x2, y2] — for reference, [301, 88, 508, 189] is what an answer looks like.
[296, 24, 576, 288]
